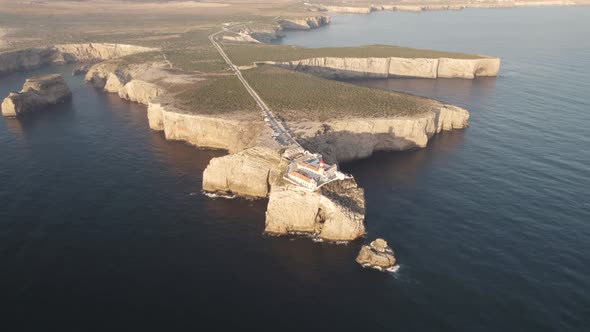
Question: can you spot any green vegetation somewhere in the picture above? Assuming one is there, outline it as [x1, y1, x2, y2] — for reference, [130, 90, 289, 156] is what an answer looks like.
[176, 75, 257, 115]
[224, 44, 484, 66]
[243, 65, 432, 121]
[164, 49, 228, 73]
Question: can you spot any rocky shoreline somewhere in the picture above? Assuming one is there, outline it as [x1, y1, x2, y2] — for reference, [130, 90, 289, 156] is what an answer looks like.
[308, 1, 578, 14]
[79, 54, 469, 242]
[0, 14, 480, 244]
[264, 56, 500, 80]
[0, 43, 157, 76]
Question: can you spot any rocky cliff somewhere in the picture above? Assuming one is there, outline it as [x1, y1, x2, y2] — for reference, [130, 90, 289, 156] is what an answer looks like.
[265, 178, 366, 241]
[85, 60, 184, 106]
[198, 102, 468, 241]
[202, 146, 284, 198]
[296, 104, 469, 163]
[118, 80, 165, 104]
[308, 2, 574, 14]
[1, 74, 71, 117]
[234, 15, 331, 43]
[147, 101, 262, 153]
[278, 16, 331, 30]
[0, 43, 157, 76]
[265, 56, 500, 79]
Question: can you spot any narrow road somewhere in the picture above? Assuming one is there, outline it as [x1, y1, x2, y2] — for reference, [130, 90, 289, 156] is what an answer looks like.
[209, 28, 301, 149]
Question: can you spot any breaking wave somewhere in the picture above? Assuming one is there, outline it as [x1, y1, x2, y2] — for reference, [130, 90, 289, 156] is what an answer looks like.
[202, 192, 236, 199]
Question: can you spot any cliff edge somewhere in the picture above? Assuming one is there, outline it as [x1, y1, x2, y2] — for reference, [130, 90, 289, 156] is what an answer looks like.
[0, 43, 157, 76]
[1, 74, 71, 117]
[266, 56, 500, 79]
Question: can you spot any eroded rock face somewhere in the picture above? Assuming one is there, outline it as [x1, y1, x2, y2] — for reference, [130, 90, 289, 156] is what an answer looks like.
[203, 146, 283, 198]
[118, 80, 164, 104]
[266, 56, 500, 79]
[52, 44, 156, 62]
[296, 104, 469, 163]
[1, 74, 71, 117]
[356, 238, 396, 270]
[0, 43, 157, 76]
[265, 178, 366, 241]
[278, 16, 330, 30]
[147, 101, 262, 153]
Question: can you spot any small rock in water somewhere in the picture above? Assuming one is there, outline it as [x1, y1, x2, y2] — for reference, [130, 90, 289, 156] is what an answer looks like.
[356, 238, 396, 270]
[1, 74, 71, 117]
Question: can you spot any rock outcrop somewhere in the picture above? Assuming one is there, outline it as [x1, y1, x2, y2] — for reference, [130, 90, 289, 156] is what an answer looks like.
[296, 104, 469, 163]
[233, 15, 330, 43]
[265, 178, 366, 241]
[0, 43, 157, 76]
[265, 56, 500, 79]
[147, 101, 262, 153]
[278, 16, 330, 30]
[356, 238, 396, 270]
[307, 2, 573, 14]
[202, 146, 284, 198]
[1, 74, 71, 117]
[118, 80, 164, 104]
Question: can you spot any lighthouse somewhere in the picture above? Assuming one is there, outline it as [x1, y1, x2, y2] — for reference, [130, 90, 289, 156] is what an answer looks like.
[319, 159, 325, 176]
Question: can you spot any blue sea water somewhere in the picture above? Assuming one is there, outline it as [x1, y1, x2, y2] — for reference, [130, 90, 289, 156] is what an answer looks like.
[1, 7, 589, 331]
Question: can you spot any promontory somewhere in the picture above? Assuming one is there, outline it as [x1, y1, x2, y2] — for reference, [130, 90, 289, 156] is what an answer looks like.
[0, 0, 507, 243]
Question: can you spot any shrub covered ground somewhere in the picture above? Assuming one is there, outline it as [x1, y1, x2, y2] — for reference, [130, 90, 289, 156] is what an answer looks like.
[176, 75, 258, 115]
[243, 65, 433, 121]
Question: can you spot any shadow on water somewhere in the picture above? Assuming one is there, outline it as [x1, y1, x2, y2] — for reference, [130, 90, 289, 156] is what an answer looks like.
[344, 76, 498, 108]
[342, 128, 467, 188]
[2, 100, 76, 138]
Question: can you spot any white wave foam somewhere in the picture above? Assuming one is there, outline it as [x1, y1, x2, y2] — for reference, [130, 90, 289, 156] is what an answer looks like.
[386, 265, 400, 273]
[202, 192, 236, 199]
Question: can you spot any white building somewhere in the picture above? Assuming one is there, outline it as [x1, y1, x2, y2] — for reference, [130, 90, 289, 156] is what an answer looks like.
[286, 171, 317, 190]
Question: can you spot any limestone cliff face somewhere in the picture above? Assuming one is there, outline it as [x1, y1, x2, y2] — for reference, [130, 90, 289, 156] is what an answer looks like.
[265, 178, 366, 241]
[238, 15, 330, 43]
[265, 56, 500, 79]
[1, 74, 71, 117]
[0, 43, 157, 76]
[202, 146, 284, 198]
[147, 101, 262, 153]
[85, 60, 161, 90]
[118, 80, 164, 104]
[295, 104, 469, 163]
[310, 3, 561, 13]
[438, 57, 501, 79]
[0, 48, 54, 75]
[52, 44, 156, 62]
[85, 61, 172, 106]
[278, 16, 330, 30]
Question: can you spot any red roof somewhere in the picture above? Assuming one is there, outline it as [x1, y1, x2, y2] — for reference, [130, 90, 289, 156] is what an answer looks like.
[288, 171, 314, 183]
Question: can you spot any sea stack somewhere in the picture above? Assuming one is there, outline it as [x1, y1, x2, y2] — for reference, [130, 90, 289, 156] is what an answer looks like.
[1, 74, 71, 117]
[356, 238, 396, 270]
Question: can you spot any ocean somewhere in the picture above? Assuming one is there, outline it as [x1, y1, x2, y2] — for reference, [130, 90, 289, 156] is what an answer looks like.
[1, 7, 589, 331]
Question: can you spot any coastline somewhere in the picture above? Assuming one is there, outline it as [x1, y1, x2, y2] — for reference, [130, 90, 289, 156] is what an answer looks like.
[306, 1, 582, 14]
[0, 11, 487, 242]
